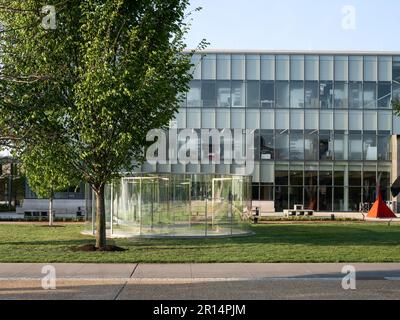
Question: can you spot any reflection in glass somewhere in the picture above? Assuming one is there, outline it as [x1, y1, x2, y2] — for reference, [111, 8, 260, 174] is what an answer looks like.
[290, 187, 303, 209]
[290, 171, 304, 186]
[290, 81, 304, 108]
[348, 187, 361, 211]
[304, 133, 319, 160]
[334, 187, 345, 211]
[231, 81, 245, 107]
[260, 81, 275, 108]
[393, 56, 400, 83]
[260, 130, 275, 160]
[363, 82, 377, 108]
[276, 133, 289, 160]
[378, 82, 391, 108]
[320, 81, 333, 108]
[319, 187, 333, 211]
[305, 81, 319, 108]
[349, 82, 363, 109]
[290, 132, 304, 160]
[217, 81, 231, 107]
[276, 81, 289, 108]
[378, 135, 391, 161]
[275, 171, 289, 185]
[275, 186, 288, 212]
[349, 134, 362, 160]
[201, 81, 216, 107]
[319, 133, 334, 160]
[334, 82, 348, 108]
[247, 81, 260, 107]
[363, 134, 377, 160]
[187, 81, 201, 107]
[260, 185, 273, 201]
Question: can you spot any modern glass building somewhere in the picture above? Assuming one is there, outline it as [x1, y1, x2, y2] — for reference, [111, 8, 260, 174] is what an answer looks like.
[137, 51, 400, 213]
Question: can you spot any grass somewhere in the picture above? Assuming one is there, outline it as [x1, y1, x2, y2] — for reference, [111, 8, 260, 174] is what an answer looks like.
[1, 222, 400, 263]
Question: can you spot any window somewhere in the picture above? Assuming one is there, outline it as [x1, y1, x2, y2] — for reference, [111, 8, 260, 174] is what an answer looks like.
[319, 186, 333, 211]
[231, 81, 245, 107]
[349, 170, 362, 186]
[217, 81, 231, 107]
[260, 130, 274, 160]
[260, 81, 275, 108]
[393, 56, 400, 83]
[275, 132, 289, 160]
[305, 55, 319, 80]
[201, 54, 216, 79]
[217, 54, 230, 80]
[364, 56, 377, 81]
[276, 55, 289, 80]
[349, 82, 363, 109]
[335, 56, 348, 81]
[320, 81, 333, 108]
[291, 55, 304, 80]
[290, 132, 304, 160]
[334, 82, 348, 108]
[290, 187, 304, 209]
[276, 81, 289, 108]
[334, 133, 347, 160]
[304, 133, 319, 160]
[319, 170, 333, 186]
[260, 185, 273, 200]
[319, 133, 334, 160]
[320, 56, 334, 80]
[378, 135, 391, 161]
[275, 170, 289, 185]
[349, 56, 363, 81]
[363, 82, 377, 109]
[378, 82, 391, 108]
[246, 55, 260, 80]
[261, 55, 275, 80]
[349, 134, 363, 160]
[232, 55, 245, 80]
[363, 170, 376, 187]
[187, 81, 201, 107]
[363, 134, 377, 160]
[290, 170, 303, 186]
[378, 56, 392, 81]
[290, 81, 304, 108]
[247, 81, 260, 107]
[201, 81, 216, 107]
[334, 170, 345, 186]
[305, 81, 319, 108]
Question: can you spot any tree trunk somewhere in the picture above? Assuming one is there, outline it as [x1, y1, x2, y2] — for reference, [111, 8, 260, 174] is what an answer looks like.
[48, 195, 54, 227]
[94, 184, 107, 249]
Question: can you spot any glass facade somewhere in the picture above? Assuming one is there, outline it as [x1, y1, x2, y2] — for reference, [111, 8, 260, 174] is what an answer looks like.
[142, 52, 400, 212]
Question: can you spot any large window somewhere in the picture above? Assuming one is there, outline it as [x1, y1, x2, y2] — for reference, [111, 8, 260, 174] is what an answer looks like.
[334, 133, 347, 160]
[187, 81, 201, 107]
[217, 81, 231, 107]
[378, 135, 391, 161]
[363, 134, 377, 160]
[260, 130, 275, 160]
[319, 132, 334, 160]
[320, 81, 333, 108]
[231, 81, 245, 107]
[393, 56, 400, 83]
[304, 133, 319, 160]
[305, 81, 319, 108]
[363, 82, 377, 108]
[260, 81, 275, 108]
[247, 81, 260, 107]
[275, 132, 289, 160]
[349, 82, 363, 109]
[201, 81, 216, 107]
[334, 82, 348, 108]
[290, 81, 304, 108]
[290, 132, 304, 160]
[349, 134, 363, 160]
[276, 81, 289, 108]
[378, 82, 391, 108]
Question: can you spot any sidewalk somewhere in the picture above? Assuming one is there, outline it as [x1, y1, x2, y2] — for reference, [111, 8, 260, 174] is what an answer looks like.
[1, 263, 400, 300]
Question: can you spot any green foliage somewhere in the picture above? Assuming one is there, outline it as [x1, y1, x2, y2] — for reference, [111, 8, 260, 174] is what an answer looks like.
[0, 0, 205, 187]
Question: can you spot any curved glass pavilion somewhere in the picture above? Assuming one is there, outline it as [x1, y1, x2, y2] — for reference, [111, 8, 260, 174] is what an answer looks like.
[85, 173, 252, 237]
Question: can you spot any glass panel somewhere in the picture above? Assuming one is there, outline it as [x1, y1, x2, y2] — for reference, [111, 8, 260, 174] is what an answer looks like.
[378, 170, 391, 187]
[334, 82, 348, 108]
[290, 109, 304, 130]
[363, 82, 377, 108]
[304, 133, 319, 160]
[320, 81, 333, 108]
[202, 54, 216, 79]
[320, 55, 333, 81]
[275, 186, 288, 212]
[334, 187, 345, 211]
[276, 81, 289, 108]
[319, 170, 333, 186]
[190, 54, 202, 80]
[290, 187, 304, 209]
[275, 170, 289, 185]
[320, 110, 333, 130]
[276, 55, 289, 80]
[304, 167, 318, 185]
[291, 55, 304, 80]
[290, 132, 304, 160]
[319, 133, 334, 160]
[319, 186, 333, 211]
[364, 56, 377, 81]
[305, 81, 319, 108]
[349, 170, 362, 186]
[252, 183, 259, 200]
[378, 82, 391, 109]
[378, 56, 392, 82]
[217, 54, 230, 80]
[348, 187, 362, 211]
[290, 170, 303, 186]
[261, 55, 275, 80]
[349, 134, 363, 160]
[334, 169, 345, 186]
[260, 185, 273, 201]
[364, 134, 377, 160]
[247, 81, 260, 107]
[305, 110, 318, 129]
[260, 130, 275, 160]
[364, 111, 377, 131]
[392, 56, 400, 83]
[276, 132, 289, 160]
[275, 110, 289, 129]
[187, 81, 201, 107]
[334, 133, 347, 160]
[217, 81, 231, 107]
[349, 111, 363, 130]
[232, 54, 245, 80]
[349, 82, 363, 109]
[231, 81, 245, 107]
[246, 55, 260, 80]
[290, 81, 304, 108]
[304, 186, 317, 210]
[349, 56, 363, 81]
[377, 135, 391, 161]
[363, 169, 376, 187]
[305, 55, 319, 80]
[335, 56, 348, 81]
[201, 81, 216, 107]
[260, 81, 275, 108]
[335, 110, 348, 130]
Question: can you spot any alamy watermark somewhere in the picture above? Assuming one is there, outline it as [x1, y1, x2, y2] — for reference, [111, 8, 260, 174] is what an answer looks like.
[341, 5, 356, 30]
[341, 265, 356, 290]
[41, 5, 56, 30]
[41, 265, 56, 290]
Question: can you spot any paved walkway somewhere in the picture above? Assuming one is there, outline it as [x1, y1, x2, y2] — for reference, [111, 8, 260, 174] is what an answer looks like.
[0, 263, 400, 300]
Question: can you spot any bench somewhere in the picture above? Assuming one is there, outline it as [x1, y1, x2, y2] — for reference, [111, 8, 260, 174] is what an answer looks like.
[284, 205, 314, 217]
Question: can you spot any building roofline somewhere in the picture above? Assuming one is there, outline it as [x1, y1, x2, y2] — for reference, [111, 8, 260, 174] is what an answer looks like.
[185, 49, 400, 55]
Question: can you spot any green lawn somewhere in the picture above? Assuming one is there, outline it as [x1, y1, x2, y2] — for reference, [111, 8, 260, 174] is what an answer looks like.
[1, 222, 400, 263]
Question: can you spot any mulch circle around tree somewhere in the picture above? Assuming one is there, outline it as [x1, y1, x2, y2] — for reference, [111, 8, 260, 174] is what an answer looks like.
[71, 244, 127, 252]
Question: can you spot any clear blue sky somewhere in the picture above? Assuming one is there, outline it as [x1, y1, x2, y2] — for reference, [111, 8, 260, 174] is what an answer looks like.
[185, 0, 399, 51]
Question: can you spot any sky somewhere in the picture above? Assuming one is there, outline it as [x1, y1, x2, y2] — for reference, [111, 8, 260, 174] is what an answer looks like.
[185, 0, 400, 52]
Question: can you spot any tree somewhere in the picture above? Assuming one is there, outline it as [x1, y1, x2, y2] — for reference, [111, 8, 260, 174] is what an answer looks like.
[0, 0, 206, 248]
[21, 143, 80, 226]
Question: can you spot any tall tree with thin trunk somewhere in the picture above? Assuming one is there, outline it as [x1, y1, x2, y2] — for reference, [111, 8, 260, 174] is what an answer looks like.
[0, 0, 206, 248]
